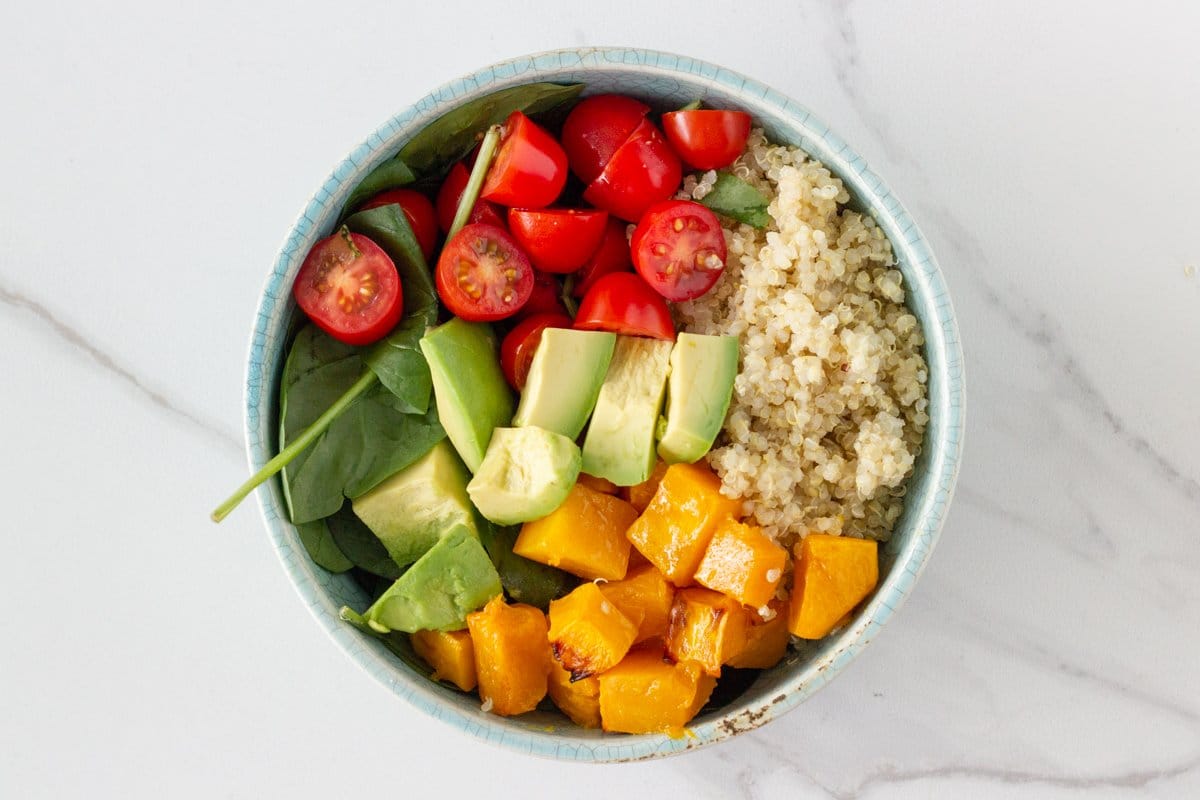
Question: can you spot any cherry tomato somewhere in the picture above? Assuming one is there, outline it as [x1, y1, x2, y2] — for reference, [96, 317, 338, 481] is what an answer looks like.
[561, 94, 651, 183]
[500, 312, 573, 390]
[435, 162, 506, 234]
[522, 271, 569, 318]
[573, 218, 632, 298]
[660, 110, 752, 170]
[583, 119, 682, 222]
[481, 111, 568, 208]
[360, 188, 439, 261]
[574, 272, 675, 340]
[435, 223, 534, 322]
[507, 208, 608, 274]
[293, 228, 403, 346]
[631, 200, 727, 301]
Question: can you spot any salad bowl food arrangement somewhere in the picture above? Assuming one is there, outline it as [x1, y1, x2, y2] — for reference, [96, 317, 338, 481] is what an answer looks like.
[214, 49, 963, 761]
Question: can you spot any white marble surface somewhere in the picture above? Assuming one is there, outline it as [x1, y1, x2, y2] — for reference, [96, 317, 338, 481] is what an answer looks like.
[3, 1, 1198, 797]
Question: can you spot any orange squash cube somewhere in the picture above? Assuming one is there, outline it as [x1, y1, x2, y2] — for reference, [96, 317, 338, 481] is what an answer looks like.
[788, 534, 879, 640]
[598, 564, 675, 643]
[547, 660, 601, 729]
[694, 518, 788, 608]
[622, 459, 669, 512]
[410, 629, 477, 692]
[514, 484, 638, 581]
[726, 609, 790, 669]
[466, 595, 551, 716]
[625, 462, 741, 586]
[547, 583, 639, 679]
[576, 472, 619, 495]
[666, 587, 751, 676]
[598, 649, 716, 735]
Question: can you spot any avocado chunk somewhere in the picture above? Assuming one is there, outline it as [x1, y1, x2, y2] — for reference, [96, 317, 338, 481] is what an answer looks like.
[361, 524, 502, 633]
[419, 318, 514, 473]
[512, 328, 616, 438]
[350, 441, 477, 569]
[657, 333, 739, 464]
[581, 336, 673, 486]
[466, 426, 581, 525]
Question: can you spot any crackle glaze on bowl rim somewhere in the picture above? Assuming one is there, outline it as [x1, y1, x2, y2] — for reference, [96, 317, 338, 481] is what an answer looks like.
[245, 47, 965, 762]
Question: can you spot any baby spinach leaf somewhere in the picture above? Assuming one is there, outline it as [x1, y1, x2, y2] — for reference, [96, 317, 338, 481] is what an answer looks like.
[700, 172, 772, 229]
[340, 606, 416, 662]
[479, 522, 576, 610]
[398, 82, 584, 175]
[325, 504, 402, 580]
[339, 158, 416, 222]
[295, 519, 354, 573]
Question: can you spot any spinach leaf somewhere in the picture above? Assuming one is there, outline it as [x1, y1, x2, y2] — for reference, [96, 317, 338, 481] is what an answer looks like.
[326, 504, 402, 580]
[480, 522, 576, 610]
[398, 82, 584, 175]
[339, 158, 416, 222]
[700, 172, 772, 229]
[295, 519, 354, 573]
[340, 606, 416, 662]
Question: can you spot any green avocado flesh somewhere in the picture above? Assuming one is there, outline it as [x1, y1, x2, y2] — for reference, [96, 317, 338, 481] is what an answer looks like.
[418, 318, 514, 473]
[581, 336, 673, 486]
[466, 426, 582, 525]
[512, 328, 616, 439]
[657, 333, 739, 464]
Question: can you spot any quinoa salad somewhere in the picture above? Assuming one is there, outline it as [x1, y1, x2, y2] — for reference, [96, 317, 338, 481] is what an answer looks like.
[676, 129, 929, 545]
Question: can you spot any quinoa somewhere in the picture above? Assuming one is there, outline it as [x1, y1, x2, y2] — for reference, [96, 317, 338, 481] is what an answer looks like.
[675, 129, 929, 545]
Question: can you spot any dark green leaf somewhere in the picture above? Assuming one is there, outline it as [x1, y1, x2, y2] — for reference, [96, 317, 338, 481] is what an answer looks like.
[295, 519, 354, 573]
[480, 521, 576, 610]
[398, 83, 584, 175]
[339, 158, 416, 222]
[340, 606, 415, 662]
[326, 504, 402, 580]
[700, 172, 772, 229]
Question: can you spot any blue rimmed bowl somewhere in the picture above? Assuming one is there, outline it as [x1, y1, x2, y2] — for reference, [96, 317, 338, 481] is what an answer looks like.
[245, 48, 964, 762]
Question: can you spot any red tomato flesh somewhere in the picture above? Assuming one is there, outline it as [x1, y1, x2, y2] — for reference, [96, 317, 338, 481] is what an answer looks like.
[435, 223, 534, 322]
[435, 162, 506, 234]
[360, 188, 439, 261]
[574, 272, 675, 340]
[660, 110, 752, 171]
[500, 312, 573, 390]
[293, 229, 403, 346]
[573, 217, 632, 298]
[481, 111, 568, 209]
[507, 208, 608, 274]
[631, 200, 727, 301]
[561, 94, 651, 183]
[583, 119, 682, 222]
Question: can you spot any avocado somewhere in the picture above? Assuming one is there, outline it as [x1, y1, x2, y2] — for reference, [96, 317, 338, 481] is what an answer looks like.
[657, 333, 739, 464]
[350, 441, 477, 568]
[466, 426, 581, 525]
[418, 318, 514, 473]
[581, 336, 673, 486]
[512, 328, 616, 438]
[361, 523, 502, 633]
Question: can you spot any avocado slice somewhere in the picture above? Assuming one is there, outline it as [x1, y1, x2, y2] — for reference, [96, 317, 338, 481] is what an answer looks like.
[466, 426, 582, 525]
[350, 441, 477, 569]
[657, 333, 739, 464]
[581, 336, 673, 486]
[361, 524, 502, 633]
[418, 318, 514, 473]
[512, 328, 616, 439]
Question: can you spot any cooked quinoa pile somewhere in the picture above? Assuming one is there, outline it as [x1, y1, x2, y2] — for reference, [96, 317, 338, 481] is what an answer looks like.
[675, 130, 929, 544]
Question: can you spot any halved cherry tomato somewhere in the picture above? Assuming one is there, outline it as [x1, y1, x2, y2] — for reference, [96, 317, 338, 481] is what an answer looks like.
[573, 218, 632, 298]
[561, 94, 651, 183]
[360, 188, 439, 261]
[500, 312, 572, 390]
[507, 208, 608, 274]
[631, 200, 727, 301]
[481, 111, 568, 208]
[293, 228, 403, 346]
[574, 272, 675, 340]
[435, 162, 507, 234]
[521, 271, 569, 318]
[583, 119, 682, 222]
[435, 223, 533, 322]
[660, 110, 752, 170]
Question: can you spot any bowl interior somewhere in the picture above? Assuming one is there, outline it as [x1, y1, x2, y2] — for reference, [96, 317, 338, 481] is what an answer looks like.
[245, 48, 964, 762]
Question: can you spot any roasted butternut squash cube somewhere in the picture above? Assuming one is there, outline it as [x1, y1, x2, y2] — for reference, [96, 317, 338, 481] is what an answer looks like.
[466, 595, 551, 716]
[598, 649, 716, 735]
[727, 608, 790, 669]
[788, 534, 879, 640]
[547, 660, 601, 729]
[513, 484, 638, 581]
[576, 472, 619, 495]
[625, 462, 741, 586]
[548, 583, 639, 679]
[694, 518, 788, 608]
[410, 629, 477, 692]
[666, 587, 751, 676]
[622, 459, 669, 512]
[598, 564, 675, 643]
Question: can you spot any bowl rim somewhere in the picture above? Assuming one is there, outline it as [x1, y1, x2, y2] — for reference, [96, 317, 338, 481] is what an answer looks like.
[244, 46, 965, 763]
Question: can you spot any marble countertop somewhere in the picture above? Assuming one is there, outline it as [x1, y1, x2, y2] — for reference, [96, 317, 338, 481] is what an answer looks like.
[4, 2, 1198, 797]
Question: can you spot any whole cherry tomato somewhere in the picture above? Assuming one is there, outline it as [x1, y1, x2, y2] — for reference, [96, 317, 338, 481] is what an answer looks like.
[481, 111, 568, 208]
[360, 188, 439, 260]
[507, 208, 608, 274]
[631, 200, 727, 301]
[583, 119, 682, 222]
[293, 228, 403, 346]
[435, 223, 533, 322]
[660, 110, 752, 170]
[560, 94, 651, 183]
[500, 312, 573, 390]
[574, 272, 675, 340]
[521, 271, 569, 318]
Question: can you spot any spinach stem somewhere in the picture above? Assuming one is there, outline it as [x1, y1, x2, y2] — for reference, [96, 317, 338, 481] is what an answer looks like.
[447, 124, 503, 239]
[210, 368, 378, 522]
